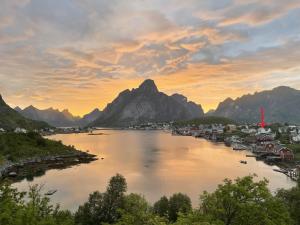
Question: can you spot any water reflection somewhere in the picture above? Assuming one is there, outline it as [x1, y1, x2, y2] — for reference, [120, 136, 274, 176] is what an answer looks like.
[13, 130, 295, 211]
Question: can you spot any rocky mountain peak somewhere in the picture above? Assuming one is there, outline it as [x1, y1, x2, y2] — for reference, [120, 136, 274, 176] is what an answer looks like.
[137, 79, 158, 93]
[171, 94, 188, 103]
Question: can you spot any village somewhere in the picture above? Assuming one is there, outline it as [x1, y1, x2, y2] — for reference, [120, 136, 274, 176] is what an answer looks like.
[171, 120, 300, 181]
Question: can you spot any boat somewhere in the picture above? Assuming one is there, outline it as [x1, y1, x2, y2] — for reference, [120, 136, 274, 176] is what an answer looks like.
[240, 160, 247, 164]
[8, 172, 17, 177]
[232, 143, 248, 150]
[45, 190, 57, 196]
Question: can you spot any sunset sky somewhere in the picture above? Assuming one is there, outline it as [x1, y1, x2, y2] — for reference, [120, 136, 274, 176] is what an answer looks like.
[1, 0, 300, 116]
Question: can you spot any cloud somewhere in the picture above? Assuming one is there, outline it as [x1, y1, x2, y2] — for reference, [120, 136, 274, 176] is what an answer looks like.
[0, 0, 300, 115]
[219, 0, 300, 26]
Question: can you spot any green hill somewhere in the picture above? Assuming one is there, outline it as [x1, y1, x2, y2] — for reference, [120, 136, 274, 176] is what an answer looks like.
[0, 95, 49, 131]
[0, 132, 77, 162]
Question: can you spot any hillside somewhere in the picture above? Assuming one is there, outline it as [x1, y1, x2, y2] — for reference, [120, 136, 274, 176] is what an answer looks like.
[0, 95, 49, 130]
[213, 86, 300, 124]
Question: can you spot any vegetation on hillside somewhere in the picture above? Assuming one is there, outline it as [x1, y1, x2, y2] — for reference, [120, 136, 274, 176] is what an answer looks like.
[174, 116, 237, 127]
[0, 132, 77, 163]
[1, 174, 300, 225]
[0, 95, 49, 131]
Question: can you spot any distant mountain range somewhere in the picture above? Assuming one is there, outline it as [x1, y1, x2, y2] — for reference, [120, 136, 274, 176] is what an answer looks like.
[91, 79, 204, 127]
[0, 95, 49, 130]
[213, 86, 300, 124]
[15, 106, 102, 127]
[2, 83, 300, 129]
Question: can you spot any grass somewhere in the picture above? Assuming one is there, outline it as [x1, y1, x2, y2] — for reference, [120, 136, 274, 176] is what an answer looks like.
[0, 132, 78, 163]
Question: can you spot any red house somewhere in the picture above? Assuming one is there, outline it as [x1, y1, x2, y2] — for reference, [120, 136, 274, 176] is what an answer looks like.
[279, 148, 294, 161]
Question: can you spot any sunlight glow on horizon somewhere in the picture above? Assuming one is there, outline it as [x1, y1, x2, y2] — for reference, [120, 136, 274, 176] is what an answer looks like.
[1, 0, 300, 116]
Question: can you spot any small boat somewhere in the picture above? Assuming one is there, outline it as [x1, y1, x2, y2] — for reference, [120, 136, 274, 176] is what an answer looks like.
[232, 143, 248, 150]
[8, 172, 17, 177]
[45, 190, 57, 196]
[240, 160, 247, 164]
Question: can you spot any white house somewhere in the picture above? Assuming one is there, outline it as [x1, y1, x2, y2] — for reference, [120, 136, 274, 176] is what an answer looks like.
[292, 134, 300, 143]
[14, 127, 27, 133]
[241, 128, 257, 134]
[257, 127, 271, 135]
[0, 128, 5, 133]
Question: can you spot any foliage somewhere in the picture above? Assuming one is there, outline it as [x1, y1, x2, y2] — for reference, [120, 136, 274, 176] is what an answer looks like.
[75, 174, 127, 225]
[153, 196, 169, 217]
[0, 95, 49, 131]
[0, 182, 74, 225]
[115, 193, 167, 225]
[200, 175, 292, 225]
[168, 193, 192, 222]
[1, 174, 298, 225]
[286, 144, 300, 161]
[174, 211, 224, 225]
[277, 178, 300, 225]
[0, 132, 77, 163]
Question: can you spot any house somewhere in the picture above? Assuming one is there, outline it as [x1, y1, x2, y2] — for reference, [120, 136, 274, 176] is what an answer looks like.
[0, 128, 5, 133]
[226, 124, 237, 132]
[292, 134, 300, 143]
[256, 133, 275, 143]
[14, 127, 27, 133]
[278, 148, 294, 161]
[265, 143, 275, 152]
[241, 128, 257, 134]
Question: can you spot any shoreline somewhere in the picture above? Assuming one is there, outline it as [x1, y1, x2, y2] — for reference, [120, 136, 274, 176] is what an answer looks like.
[170, 131, 300, 181]
[0, 151, 97, 183]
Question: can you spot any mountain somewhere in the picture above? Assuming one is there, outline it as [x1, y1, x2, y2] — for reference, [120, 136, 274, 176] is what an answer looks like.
[213, 86, 300, 124]
[0, 95, 49, 130]
[17, 106, 81, 127]
[91, 79, 204, 127]
[80, 109, 102, 125]
[16, 106, 102, 127]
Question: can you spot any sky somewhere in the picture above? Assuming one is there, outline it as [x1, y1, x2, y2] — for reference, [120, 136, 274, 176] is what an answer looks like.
[0, 0, 300, 116]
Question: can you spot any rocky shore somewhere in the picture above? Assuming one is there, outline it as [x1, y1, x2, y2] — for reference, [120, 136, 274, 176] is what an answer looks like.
[0, 151, 97, 182]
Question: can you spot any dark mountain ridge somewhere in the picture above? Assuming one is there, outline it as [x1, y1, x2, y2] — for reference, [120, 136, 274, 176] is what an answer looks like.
[91, 79, 204, 127]
[213, 86, 300, 124]
[0, 95, 49, 130]
[16, 106, 102, 127]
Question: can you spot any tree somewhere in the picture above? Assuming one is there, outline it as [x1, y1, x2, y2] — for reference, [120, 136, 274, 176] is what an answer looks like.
[75, 191, 105, 225]
[0, 182, 74, 225]
[168, 193, 192, 222]
[200, 176, 292, 225]
[75, 174, 127, 225]
[153, 196, 169, 218]
[115, 193, 167, 225]
[277, 178, 300, 225]
[174, 211, 224, 225]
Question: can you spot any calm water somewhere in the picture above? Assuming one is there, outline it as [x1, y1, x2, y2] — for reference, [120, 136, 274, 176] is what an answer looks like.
[13, 130, 295, 211]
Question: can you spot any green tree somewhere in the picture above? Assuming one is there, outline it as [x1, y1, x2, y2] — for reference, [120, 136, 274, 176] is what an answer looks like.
[75, 174, 127, 225]
[174, 211, 224, 225]
[115, 193, 167, 225]
[168, 193, 192, 222]
[277, 178, 300, 225]
[153, 196, 169, 218]
[200, 176, 292, 225]
[0, 182, 74, 225]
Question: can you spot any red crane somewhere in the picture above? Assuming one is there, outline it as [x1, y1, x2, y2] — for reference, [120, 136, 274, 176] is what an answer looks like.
[259, 107, 267, 128]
